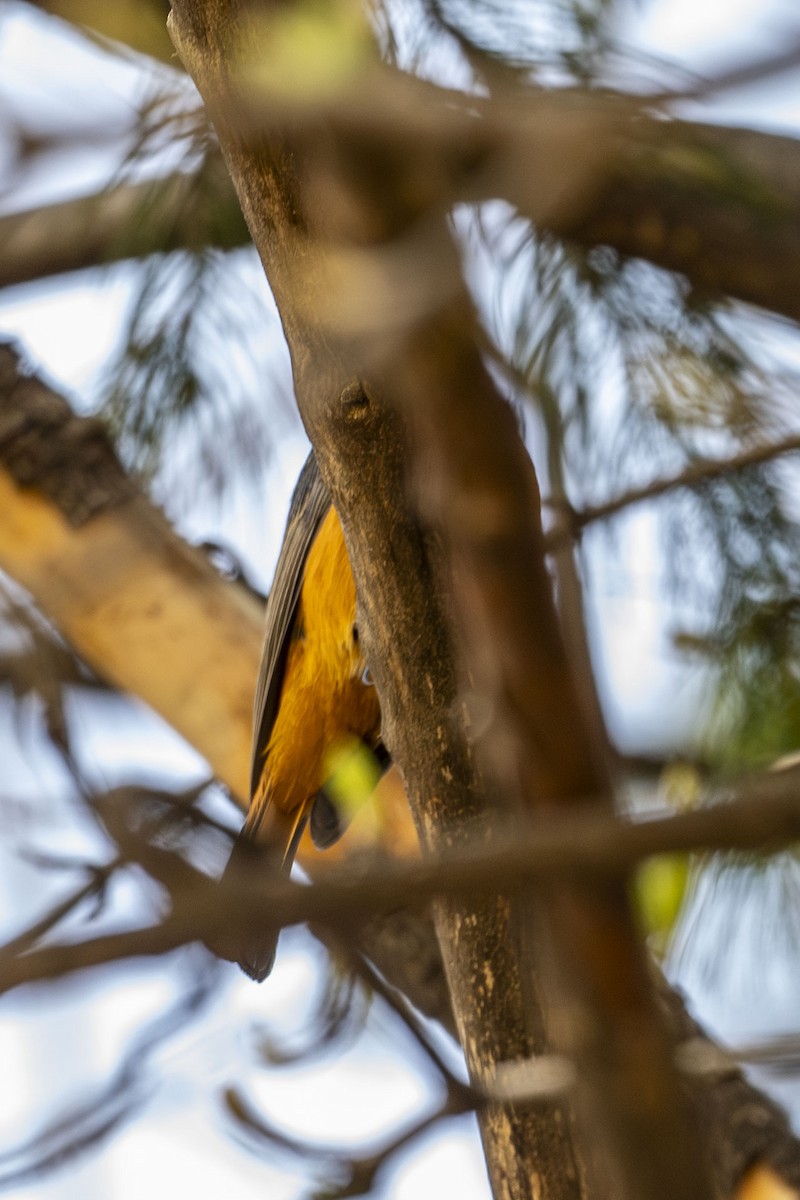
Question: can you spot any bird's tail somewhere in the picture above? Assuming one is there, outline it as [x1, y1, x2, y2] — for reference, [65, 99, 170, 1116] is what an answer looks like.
[214, 798, 309, 982]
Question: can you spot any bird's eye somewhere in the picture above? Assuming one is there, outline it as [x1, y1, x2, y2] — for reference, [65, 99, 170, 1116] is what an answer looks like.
[362, 666, 373, 687]
[352, 624, 359, 644]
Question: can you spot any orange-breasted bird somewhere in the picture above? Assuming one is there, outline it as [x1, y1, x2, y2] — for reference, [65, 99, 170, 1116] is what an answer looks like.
[221, 451, 384, 980]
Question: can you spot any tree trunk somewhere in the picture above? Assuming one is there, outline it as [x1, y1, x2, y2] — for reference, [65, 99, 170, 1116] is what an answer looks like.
[165, 4, 719, 1197]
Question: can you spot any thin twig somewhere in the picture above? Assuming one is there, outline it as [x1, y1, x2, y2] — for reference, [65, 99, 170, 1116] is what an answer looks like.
[224, 1082, 469, 1200]
[0, 858, 121, 961]
[546, 433, 800, 548]
[337, 939, 476, 1101]
[648, 38, 800, 105]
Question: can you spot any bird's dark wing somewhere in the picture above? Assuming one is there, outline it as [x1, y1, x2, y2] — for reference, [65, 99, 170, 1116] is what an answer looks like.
[249, 450, 331, 799]
[214, 452, 329, 982]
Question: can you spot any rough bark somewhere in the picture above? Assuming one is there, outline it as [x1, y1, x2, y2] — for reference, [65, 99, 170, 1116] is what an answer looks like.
[167, 9, 584, 1198]
[658, 978, 800, 1196]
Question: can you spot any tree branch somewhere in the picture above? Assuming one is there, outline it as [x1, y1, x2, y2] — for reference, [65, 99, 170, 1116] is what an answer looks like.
[546, 432, 800, 547]
[8, 765, 800, 991]
[165, 5, 778, 1196]
[0, 169, 249, 291]
[4, 63, 800, 326]
[0, 339, 262, 797]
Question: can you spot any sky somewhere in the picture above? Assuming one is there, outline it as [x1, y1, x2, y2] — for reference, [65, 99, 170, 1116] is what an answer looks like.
[1, 1, 800, 1198]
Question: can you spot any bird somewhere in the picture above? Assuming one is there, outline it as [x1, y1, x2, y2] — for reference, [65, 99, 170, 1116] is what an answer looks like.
[220, 450, 384, 981]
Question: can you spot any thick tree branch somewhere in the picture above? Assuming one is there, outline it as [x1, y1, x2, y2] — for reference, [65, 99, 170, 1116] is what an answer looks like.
[0, 340, 261, 797]
[547, 119, 800, 324]
[196, 66, 800, 325]
[168, 7, 583, 1197]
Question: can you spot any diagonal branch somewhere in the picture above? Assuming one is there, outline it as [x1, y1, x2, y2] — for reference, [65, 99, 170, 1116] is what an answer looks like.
[0, 170, 249, 291]
[0, 859, 120, 960]
[0, 339, 262, 798]
[164, 5, 743, 1196]
[546, 432, 800, 546]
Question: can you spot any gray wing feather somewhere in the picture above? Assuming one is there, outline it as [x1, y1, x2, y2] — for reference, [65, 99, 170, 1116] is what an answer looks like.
[249, 451, 331, 799]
